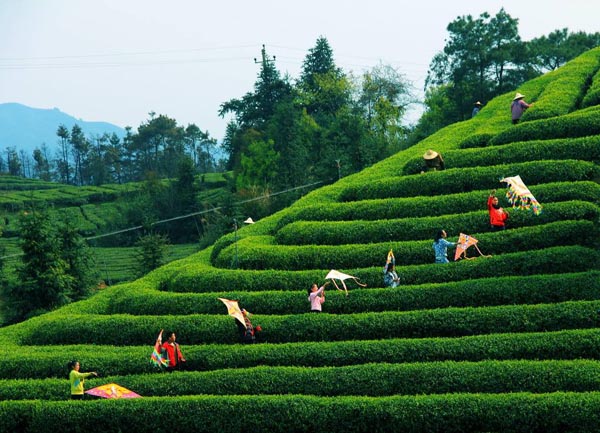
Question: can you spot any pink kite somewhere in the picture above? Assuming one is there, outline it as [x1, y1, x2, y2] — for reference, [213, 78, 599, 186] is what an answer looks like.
[454, 233, 490, 261]
[85, 383, 141, 399]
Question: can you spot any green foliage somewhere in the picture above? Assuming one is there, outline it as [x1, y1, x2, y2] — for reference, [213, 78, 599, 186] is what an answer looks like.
[165, 246, 597, 293]
[108, 271, 600, 316]
[340, 160, 598, 201]
[582, 63, 600, 108]
[214, 220, 595, 270]
[15, 299, 600, 346]
[402, 135, 600, 173]
[134, 233, 170, 277]
[521, 48, 600, 121]
[275, 202, 600, 245]
[1, 210, 73, 322]
[489, 105, 600, 145]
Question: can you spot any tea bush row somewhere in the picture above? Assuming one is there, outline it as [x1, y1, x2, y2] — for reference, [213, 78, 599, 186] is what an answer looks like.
[487, 105, 600, 146]
[339, 160, 597, 201]
[402, 135, 600, 174]
[1, 391, 600, 433]
[275, 201, 599, 245]
[3, 359, 600, 401]
[272, 182, 600, 230]
[4, 327, 600, 379]
[521, 48, 600, 121]
[107, 271, 600, 316]
[215, 220, 594, 270]
[16, 299, 600, 346]
[165, 246, 599, 293]
[582, 64, 600, 107]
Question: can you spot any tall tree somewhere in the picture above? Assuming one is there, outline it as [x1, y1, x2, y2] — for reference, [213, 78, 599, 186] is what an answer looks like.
[4, 210, 73, 322]
[425, 8, 526, 123]
[70, 124, 89, 185]
[528, 28, 600, 73]
[57, 216, 97, 301]
[5, 147, 21, 176]
[33, 147, 51, 181]
[56, 124, 71, 184]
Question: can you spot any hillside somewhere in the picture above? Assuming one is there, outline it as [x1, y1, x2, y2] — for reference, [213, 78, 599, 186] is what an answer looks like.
[0, 47, 599, 432]
[0, 102, 125, 154]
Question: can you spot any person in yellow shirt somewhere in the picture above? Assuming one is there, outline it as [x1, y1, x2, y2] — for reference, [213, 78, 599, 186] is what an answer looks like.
[68, 360, 98, 400]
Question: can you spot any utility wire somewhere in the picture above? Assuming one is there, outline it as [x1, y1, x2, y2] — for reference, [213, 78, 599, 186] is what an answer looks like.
[0, 179, 323, 259]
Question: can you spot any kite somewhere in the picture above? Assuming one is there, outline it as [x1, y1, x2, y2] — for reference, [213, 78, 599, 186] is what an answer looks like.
[385, 249, 395, 266]
[218, 298, 246, 328]
[454, 233, 491, 261]
[500, 175, 542, 215]
[85, 383, 141, 399]
[150, 329, 168, 368]
[325, 269, 367, 297]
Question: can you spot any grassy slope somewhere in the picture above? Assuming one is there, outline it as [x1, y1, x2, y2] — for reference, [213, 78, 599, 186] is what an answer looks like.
[1, 48, 600, 431]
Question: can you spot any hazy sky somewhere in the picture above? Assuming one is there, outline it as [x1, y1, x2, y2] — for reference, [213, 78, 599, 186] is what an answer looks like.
[1, 0, 599, 141]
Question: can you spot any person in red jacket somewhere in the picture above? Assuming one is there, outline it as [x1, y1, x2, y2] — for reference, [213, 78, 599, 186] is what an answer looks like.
[487, 190, 509, 231]
[158, 331, 186, 372]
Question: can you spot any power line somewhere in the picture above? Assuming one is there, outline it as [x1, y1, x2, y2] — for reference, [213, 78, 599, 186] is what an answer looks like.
[0, 179, 323, 259]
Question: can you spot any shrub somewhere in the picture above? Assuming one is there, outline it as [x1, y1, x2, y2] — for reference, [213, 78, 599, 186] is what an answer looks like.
[106, 271, 600, 316]
[275, 201, 599, 245]
[488, 105, 600, 146]
[274, 182, 600, 229]
[4, 328, 600, 379]
[340, 160, 598, 201]
[521, 49, 600, 121]
[2, 390, 600, 433]
[400, 135, 600, 173]
[165, 245, 600, 293]
[17, 299, 600, 346]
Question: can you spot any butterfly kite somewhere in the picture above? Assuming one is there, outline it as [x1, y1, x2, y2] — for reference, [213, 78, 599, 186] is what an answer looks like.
[325, 269, 367, 297]
[454, 233, 490, 261]
[500, 175, 542, 215]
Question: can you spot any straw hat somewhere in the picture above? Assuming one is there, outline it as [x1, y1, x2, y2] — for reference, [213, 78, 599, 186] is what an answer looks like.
[474, 101, 482, 106]
[423, 149, 439, 160]
[513, 92, 525, 101]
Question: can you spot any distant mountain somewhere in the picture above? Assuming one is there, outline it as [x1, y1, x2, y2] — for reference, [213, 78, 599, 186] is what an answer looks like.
[0, 102, 126, 155]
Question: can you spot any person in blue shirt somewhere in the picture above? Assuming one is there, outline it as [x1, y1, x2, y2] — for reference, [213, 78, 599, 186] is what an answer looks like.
[433, 230, 455, 264]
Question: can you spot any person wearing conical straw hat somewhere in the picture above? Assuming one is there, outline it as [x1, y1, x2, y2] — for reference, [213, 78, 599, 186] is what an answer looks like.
[472, 101, 482, 118]
[422, 149, 445, 172]
[511, 92, 532, 124]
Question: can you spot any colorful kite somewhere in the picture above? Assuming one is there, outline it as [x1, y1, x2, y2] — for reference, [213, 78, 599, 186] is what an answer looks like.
[85, 383, 141, 399]
[500, 175, 542, 215]
[454, 233, 490, 261]
[150, 329, 168, 368]
[218, 298, 246, 328]
[325, 269, 367, 297]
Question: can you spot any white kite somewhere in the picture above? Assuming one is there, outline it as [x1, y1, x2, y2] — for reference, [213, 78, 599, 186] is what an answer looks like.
[500, 175, 542, 215]
[325, 269, 367, 297]
[217, 298, 246, 328]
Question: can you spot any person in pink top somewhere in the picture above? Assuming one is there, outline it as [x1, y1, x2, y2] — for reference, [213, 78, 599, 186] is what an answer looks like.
[511, 92, 532, 124]
[308, 281, 330, 312]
